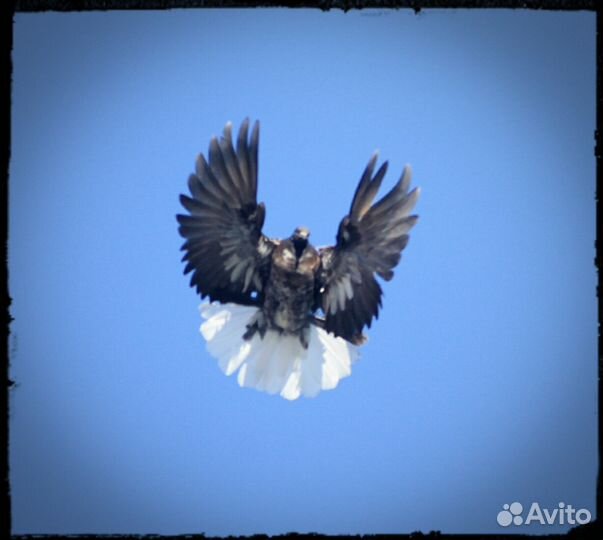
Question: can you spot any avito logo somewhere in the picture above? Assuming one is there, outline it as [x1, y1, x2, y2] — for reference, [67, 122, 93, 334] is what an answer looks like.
[497, 502, 592, 527]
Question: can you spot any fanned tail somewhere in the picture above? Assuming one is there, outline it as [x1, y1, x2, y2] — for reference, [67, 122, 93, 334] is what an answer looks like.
[199, 303, 359, 400]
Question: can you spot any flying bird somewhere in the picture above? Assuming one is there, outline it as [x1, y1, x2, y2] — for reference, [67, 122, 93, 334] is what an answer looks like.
[177, 119, 420, 400]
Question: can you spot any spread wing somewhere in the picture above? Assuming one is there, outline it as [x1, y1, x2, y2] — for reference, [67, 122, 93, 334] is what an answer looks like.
[317, 153, 420, 342]
[177, 119, 276, 305]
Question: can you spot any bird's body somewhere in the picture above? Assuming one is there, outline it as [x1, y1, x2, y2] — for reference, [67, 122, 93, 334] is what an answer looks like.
[264, 242, 319, 337]
[243, 228, 320, 349]
[177, 119, 420, 399]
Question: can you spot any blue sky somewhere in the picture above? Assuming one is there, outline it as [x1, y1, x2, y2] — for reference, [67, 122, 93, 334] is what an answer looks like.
[9, 8, 596, 536]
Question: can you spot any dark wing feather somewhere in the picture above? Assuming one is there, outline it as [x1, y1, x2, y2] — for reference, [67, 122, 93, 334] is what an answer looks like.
[317, 154, 420, 342]
[177, 119, 276, 304]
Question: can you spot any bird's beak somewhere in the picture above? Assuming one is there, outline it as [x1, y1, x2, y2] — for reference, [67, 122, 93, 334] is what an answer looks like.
[295, 227, 310, 240]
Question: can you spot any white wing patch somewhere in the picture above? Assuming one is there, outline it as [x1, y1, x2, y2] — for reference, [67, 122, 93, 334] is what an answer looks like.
[199, 302, 359, 400]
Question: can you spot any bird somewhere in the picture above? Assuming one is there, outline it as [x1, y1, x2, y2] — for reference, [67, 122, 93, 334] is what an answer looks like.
[177, 118, 420, 400]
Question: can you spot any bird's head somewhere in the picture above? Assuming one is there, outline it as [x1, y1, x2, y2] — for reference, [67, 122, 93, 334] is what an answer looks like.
[291, 226, 310, 259]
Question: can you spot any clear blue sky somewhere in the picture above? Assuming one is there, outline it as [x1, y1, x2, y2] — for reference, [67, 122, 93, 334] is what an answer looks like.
[9, 8, 596, 536]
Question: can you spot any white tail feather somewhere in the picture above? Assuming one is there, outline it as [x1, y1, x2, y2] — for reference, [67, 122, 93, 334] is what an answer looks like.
[199, 303, 359, 400]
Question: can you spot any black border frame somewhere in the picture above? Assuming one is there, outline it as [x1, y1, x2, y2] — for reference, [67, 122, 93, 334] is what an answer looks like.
[3, 1, 600, 538]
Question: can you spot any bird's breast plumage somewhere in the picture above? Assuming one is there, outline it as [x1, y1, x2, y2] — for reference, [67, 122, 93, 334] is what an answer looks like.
[261, 241, 319, 337]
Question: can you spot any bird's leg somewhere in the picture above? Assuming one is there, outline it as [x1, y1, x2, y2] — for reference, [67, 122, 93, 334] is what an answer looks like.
[298, 325, 310, 349]
[243, 310, 268, 341]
